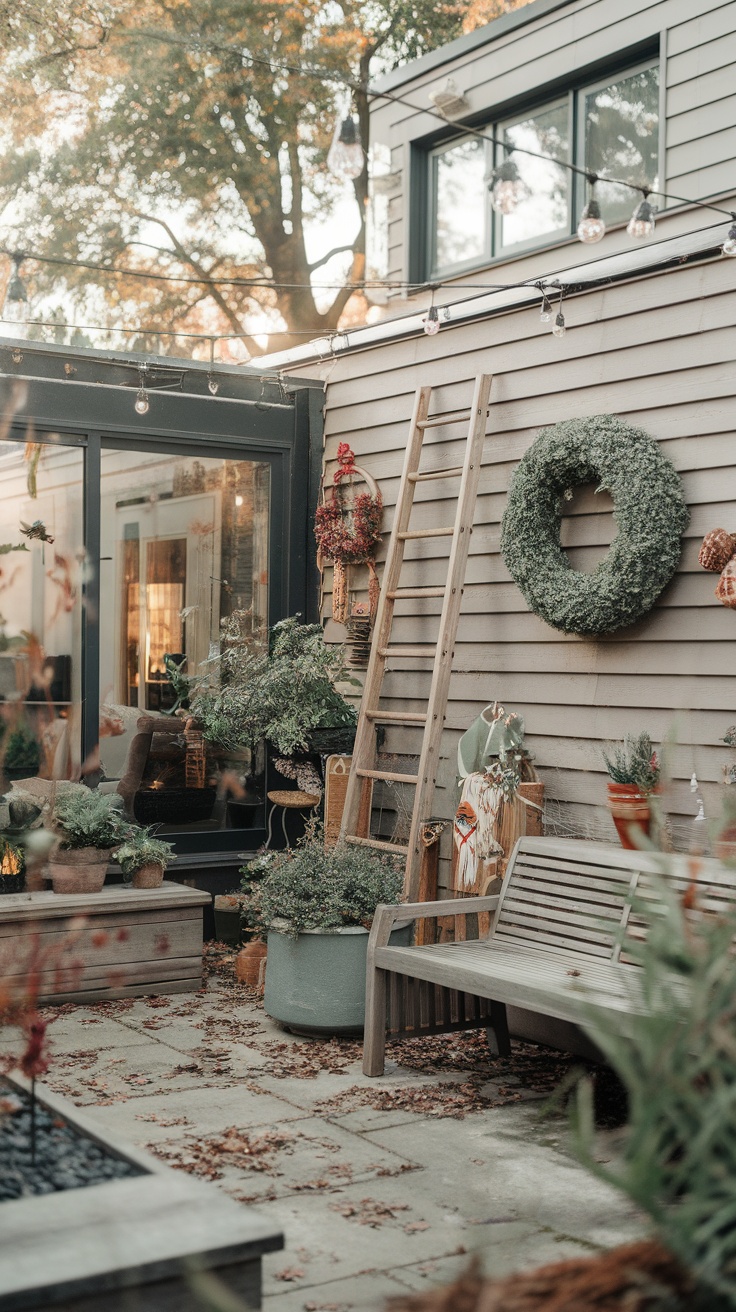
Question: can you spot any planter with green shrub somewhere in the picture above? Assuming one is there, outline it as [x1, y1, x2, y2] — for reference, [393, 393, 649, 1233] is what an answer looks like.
[603, 731, 661, 849]
[242, 828, 409, 1035]
[115, 828, 176, 889]
[48, 790, 128, 895]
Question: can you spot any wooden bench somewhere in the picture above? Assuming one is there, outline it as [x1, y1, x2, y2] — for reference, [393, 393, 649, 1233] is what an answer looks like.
[0, 881, 211, 1004]
[363, 836, 735, 1076]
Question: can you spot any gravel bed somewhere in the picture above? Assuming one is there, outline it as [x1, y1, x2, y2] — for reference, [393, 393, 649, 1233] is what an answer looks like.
[0, 1082, 143, 1201]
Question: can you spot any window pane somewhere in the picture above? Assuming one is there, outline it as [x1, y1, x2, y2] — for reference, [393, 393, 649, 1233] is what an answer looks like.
[433, 138, 487, 270]
[0, 439, 84, 787]
[583, 65, 659, 225]
[499, 101, 570, 249]
[99, 449, 270, 836]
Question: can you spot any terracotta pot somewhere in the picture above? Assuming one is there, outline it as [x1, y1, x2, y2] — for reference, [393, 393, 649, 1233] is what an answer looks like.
[48, 847, 113, 895]
[714, 825, 736, 862]
[131, 862, 165, 889]
[606, 783, 652, 850]
[235, 940, 267, 990]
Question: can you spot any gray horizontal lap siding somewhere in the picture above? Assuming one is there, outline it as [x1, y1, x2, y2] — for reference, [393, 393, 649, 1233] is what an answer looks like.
[375, 0, 736, 287]
[297, 253, 736, 889]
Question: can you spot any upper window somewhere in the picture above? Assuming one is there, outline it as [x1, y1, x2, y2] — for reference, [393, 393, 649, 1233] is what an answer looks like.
[427, 60, 659, 276]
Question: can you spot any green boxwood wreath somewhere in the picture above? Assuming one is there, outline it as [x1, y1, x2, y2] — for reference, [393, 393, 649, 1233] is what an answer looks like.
[500, 415, 689, 636]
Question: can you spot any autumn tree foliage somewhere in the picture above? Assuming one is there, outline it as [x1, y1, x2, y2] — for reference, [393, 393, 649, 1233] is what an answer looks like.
[0, 0, 524, 354]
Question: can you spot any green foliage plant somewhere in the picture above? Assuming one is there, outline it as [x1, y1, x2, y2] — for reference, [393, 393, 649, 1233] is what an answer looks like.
[501, 416, 689, 635]
[4, 726, 41, 774]
[603, 732, 661, 792]
[116, 828, 176, 877]
[571, 865, 736, 1310]
[242, 825, 403, 938]
[52, 790, 128, 852]
[191, 614, 358, 756]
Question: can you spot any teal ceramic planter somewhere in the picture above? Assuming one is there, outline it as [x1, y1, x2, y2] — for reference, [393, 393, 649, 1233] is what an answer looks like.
[264, 921, 413, 1036]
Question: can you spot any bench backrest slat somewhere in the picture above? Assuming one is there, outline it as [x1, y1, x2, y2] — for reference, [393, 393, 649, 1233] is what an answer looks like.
[490, 837, 736, 963]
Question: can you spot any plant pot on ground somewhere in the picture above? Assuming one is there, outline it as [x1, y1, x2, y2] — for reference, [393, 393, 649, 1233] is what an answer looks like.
[242, 826, 410, 1036]
[0, 838, 24, 893]
[603, 732, 661, 849]
[47, 790, 128, 895]
[115, 828, 176, 889]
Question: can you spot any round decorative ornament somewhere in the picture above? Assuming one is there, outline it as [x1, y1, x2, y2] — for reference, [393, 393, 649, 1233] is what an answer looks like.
[699, 527, 736, 573]
[500, 415, 689, 636]
[315, 443, 383, 625]
[716, 559, 736, 609]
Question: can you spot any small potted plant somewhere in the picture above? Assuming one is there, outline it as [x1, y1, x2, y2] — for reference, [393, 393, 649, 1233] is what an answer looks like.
[47, 790, 128, 895]
[242, 826, 410, 1035]
[603, 732, 661, 849]
[115, 827, 176, 889]
[3, 724, 41, 782]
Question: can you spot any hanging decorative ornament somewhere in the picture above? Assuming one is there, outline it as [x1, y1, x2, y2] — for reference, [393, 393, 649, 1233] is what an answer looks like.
[716, 559, 736, 608]
[577, 181, 606, 244]
[315, 443, 383, 626]
[698, 528, 736, 573]
[20, 519, 54, 545]
[488, 154, 527, 215]
[327, 116, 364, 181]
[627, 191, 655, 239]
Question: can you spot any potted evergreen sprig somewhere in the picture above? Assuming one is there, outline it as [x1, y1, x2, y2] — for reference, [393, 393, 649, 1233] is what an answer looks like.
[603, 732, 661, 849]
[242, 826, 409, 1035]
[48, 791, 128, 895]
[116, 828, 176, 889]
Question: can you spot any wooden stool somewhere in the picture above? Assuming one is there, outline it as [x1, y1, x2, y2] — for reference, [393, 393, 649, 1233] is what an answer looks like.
[266, 789, 320, 848]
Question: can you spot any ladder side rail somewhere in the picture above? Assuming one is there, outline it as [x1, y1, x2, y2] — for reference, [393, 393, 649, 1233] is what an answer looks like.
[403, 373, 493, 899]
[340, 385, 433, 843]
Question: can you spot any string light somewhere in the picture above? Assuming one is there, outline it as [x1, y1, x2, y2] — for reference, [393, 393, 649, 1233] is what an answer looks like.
[627, 191, 656, 239]
[422, 290, 440, 337]
[207, 338, 219, 393]
[552, 287, 566, 338]
[489, 154, 526, 215]
[722, 218, 736, 257]
[327, 116, 364, 181]
[577, 181, 606, 244]
[134, 364, 149, 414]
[538, 286, 553, 323]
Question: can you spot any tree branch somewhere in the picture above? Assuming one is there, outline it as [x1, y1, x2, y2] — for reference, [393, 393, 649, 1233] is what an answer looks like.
[308, 244, 358, 274]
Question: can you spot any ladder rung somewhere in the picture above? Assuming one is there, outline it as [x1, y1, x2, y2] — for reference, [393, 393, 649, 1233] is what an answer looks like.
[345, 836, 409, 855]
[387, 587, 445, 599]
[417, 411, 471, 430]
[378, 646, 436, 658]
[409, 466, 464, 483]
[364, 710, 427, 724]
[356, 768, 419, 784]
[397, 527, 455, 540]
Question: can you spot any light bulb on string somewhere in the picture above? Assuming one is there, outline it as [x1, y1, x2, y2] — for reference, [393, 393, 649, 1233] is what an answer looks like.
[327, 115, 364, 181]
[577, 180, 606, 244]
[134, 363, 149, 415]
[552, 288, 566, 338]
[538, 287, 553, 323]
[207, 375, 219, 395]
[488, 154, 526, 215]
[723, 217, 736, 256]
[423, 303, 440, 337]
[207, 337, 219, 393]
[627, 191, 655, 239]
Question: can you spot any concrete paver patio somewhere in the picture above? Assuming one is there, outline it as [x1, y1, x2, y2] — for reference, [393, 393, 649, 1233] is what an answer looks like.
[30, 948, 641, 1310]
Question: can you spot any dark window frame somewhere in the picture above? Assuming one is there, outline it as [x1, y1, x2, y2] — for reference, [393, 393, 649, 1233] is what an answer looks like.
[420, 48, 662, 280]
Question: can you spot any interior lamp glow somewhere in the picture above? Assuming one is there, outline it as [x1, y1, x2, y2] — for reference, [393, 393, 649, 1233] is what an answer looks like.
[327, 117, 364, 181]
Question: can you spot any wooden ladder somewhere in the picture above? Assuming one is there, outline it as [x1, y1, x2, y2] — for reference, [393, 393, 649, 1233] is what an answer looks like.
[339, 373, 493, 901]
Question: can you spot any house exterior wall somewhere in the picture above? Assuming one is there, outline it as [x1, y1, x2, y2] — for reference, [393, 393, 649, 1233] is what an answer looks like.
[370, 0, 736, 295]
[286, 249, 736, 888]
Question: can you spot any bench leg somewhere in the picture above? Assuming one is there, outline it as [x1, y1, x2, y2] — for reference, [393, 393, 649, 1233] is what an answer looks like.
[363, 965, 388, 1077]
[485, 1002, 511, 1058]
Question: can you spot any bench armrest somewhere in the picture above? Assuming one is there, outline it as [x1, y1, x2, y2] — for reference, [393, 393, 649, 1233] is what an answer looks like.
[368, 895, 499, 951]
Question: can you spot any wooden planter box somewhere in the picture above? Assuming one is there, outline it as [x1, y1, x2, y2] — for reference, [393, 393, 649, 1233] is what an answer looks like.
[0, 883, 211, 1003]
[0, 1077, 283, 1310]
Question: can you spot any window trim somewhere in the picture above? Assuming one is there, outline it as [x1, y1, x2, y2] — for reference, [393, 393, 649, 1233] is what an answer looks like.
[424, 53, 661, 280]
